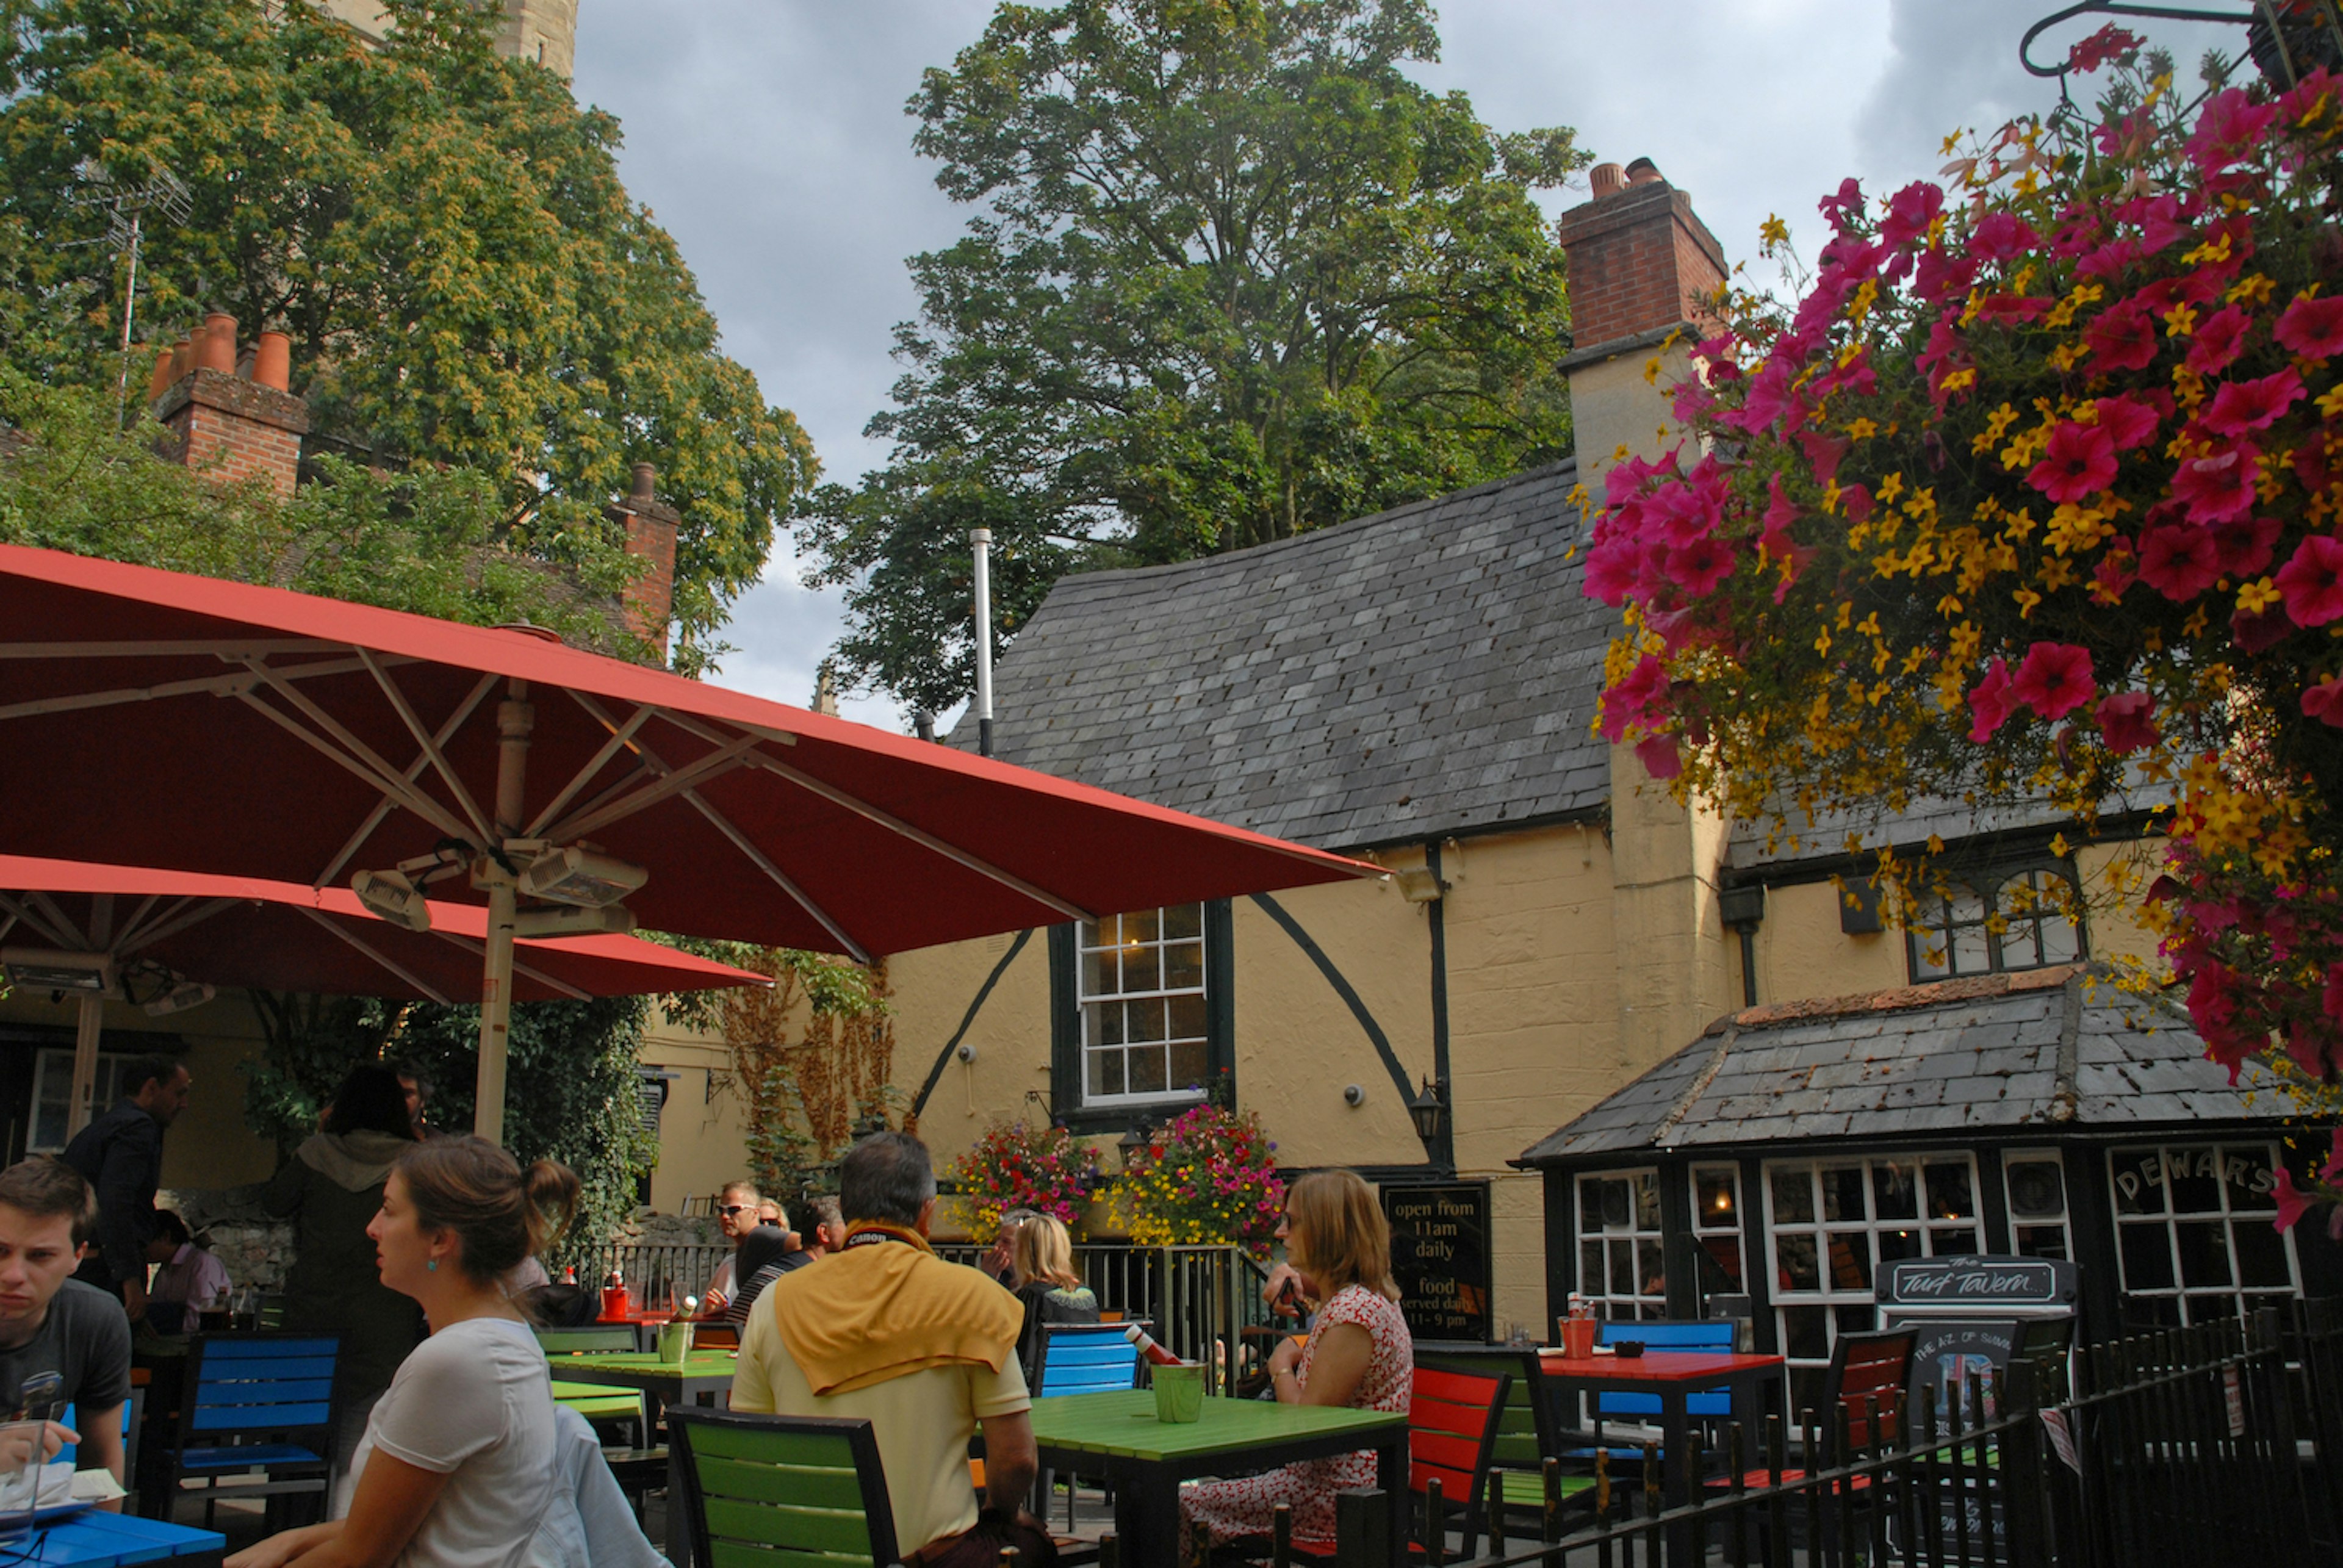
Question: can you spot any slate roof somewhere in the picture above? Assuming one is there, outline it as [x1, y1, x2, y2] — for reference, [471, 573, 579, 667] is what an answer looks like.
[1518, 965, 2284, 1165]
[948, 462, 1613, 852]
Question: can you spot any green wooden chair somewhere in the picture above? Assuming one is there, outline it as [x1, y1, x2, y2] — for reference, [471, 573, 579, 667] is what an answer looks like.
[669, 1408, 900, 1568]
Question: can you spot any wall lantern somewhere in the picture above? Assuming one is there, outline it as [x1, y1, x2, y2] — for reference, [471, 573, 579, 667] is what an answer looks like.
[1116, 1118, 1156, 1171]
[1406, 1077, 1449, 1144]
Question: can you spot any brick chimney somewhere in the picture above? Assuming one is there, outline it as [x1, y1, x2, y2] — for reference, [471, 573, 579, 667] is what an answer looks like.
[1555, 162, 1744, 1091]
[149, 315, 309, 498]
[607, 461, 680, 659]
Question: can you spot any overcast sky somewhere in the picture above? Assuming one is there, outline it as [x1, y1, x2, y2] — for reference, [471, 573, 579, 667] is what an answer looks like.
[570, 1, 2250, 732]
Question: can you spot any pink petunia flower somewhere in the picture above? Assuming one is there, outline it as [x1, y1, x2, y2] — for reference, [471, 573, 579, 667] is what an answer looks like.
[1968, 658, 2016, 743]
[2068, 23, 2142, 71]
[2301, 673, 2343, 725]
[2211, 513, 2281, 578]
[1970, 211, 2041, 262]
[2135, 523, 2219, 601]
[2185, 305, 2253, 376]
[2184, 87, 2280, 173]
[1599, 655, 1671, 741]
[2200, 368, 2305, 437]
[1662, 536, 1736, 596]
[1635, 735, 1683, 780]
[2273, 1168, 2319, 1234]
[2086, 297, 2160, 373]
[1880, 181, 1945, 250]
[1583, 538, 1647, 607]
[2232, 601, 2296, 654]
[2094, 395, 2161, 451]
[2275, 533, 2343, 625]
[2011, 642, 2096, 719]
[2170, 441, 2260, 524]
[2096, 691, 2161, 754]
[2276, 292, 2343, 359]
[2029, 420, 2118, 503]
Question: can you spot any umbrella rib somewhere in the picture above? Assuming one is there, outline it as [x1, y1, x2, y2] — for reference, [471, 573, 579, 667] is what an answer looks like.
[234, 686, 476, 846]
[115, 896, 242, 955]
[543, 733, 762, 844]
[0, 654, 379, 725]
[426, 929, 589, 1001]
[315, 672, 499, 889]
[112, 893, 164, 948]
[294, 906, 450, 1004]
[564, 692, 874, 962]
[0, 891, 77, 949]
[527, 701, 656, 838]
[242, 656, 482, 842]
[683, 788, 874, 966]
[25, 890, 87, 949]
[358, 649, 494, 844]
[741, 748, 1095, 922]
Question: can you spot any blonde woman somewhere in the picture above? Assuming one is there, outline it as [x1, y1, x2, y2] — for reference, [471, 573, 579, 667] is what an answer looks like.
[1009, 1214, 1099, 1373]
[1179, 1171, 1413, 1556]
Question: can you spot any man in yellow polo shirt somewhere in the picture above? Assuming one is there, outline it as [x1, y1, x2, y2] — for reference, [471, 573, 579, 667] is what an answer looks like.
[732, 1132, 1049, 1566]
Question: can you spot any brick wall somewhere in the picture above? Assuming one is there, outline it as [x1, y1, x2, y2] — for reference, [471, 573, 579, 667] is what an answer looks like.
[621, 509, 678, 656]
[1554, 175, 1730, 354]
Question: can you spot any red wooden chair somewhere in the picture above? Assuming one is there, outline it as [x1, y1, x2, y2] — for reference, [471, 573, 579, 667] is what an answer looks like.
[1711, 1326, 1915, 1490]
[1272, 1363, 1513, 1562]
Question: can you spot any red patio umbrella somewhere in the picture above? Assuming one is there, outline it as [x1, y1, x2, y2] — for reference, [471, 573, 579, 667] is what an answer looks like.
[0, 543, 1374, 1138]
[0, 852, 769, 1136]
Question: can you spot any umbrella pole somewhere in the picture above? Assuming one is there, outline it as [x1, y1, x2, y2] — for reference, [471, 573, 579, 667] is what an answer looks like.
[475, 687, 533, 1143]
[66, 991, 104, 1140]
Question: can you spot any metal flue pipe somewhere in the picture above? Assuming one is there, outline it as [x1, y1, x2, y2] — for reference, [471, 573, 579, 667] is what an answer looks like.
[970, 528, 995, 758]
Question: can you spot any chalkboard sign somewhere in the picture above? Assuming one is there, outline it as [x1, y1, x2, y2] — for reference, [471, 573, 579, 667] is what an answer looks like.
[1877, 1255, 2078, 1309]
[1381, 1182, 1492, 1343]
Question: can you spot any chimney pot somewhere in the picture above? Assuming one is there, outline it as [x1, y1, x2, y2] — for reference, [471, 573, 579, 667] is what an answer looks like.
[146, 347, 176, 403]
[197, 314, 238, 375]
[1625, 157, 1663, 187]
[253, 331, 292, 393]
[630, 461, 657, 503]
[170, 334, 196, 384]
[1589, 162, 1626, 200]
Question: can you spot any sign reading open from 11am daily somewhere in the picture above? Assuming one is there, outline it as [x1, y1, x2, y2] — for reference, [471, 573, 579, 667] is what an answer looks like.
[1380, 1182, 1492, 1343]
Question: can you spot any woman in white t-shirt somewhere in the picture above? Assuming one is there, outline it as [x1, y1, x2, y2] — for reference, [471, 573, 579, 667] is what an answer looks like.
[226, 1137, 581, 1568]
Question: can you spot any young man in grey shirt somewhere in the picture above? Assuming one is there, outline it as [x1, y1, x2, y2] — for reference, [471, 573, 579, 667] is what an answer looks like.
[0, 1157, 132, 1496]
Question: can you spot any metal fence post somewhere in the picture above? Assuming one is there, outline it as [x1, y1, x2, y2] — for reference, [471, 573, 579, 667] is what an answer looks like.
[1999, 1357, 2051, 1568]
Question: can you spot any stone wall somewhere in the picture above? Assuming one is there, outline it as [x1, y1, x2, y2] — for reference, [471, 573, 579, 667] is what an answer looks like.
[160, 1185, 292, 1294]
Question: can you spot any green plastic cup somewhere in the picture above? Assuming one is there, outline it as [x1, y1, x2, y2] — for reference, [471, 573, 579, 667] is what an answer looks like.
[1152, 1362, 1204, 1422]
[658, 1320, 693, 1365]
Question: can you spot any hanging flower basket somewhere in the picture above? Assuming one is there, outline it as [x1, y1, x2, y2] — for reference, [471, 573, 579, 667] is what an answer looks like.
[1120, 1104, 1284, 1254]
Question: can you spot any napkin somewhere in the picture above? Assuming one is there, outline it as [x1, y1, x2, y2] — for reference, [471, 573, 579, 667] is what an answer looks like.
[31, 1463, 127, 1506]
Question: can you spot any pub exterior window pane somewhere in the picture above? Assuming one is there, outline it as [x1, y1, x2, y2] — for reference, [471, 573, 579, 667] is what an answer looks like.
[1688, 1166, 1746, 1300]
[1575, 1168, 1666, 1319]
[1906, 863, 2086, 981]
[2108, 1143, 2300, 1325]
[1074, 904, 1211, 1109]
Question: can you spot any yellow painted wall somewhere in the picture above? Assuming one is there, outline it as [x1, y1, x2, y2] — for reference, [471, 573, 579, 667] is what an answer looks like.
[638, 1007, 761, 1215]
[1751, 879, 1907, 1005]
[0, 990, 276, 1189]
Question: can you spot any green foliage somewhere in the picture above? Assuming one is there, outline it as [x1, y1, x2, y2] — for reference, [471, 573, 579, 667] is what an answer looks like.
[0, 0, 817, 669]
[0, 376, 638, 648]
[799, 0, 1586, 710]
[241, 993, 658, 1252]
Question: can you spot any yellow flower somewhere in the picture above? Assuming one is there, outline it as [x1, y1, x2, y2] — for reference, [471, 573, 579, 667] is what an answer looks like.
[2164, 302, 2200, 338]
[1847, 417, 1879, 441]
[1940, 367, 1978, 392]
[1878, 472, 1906, 505]
[2228, 272, 2276, 306]
[2037, 556, 2076, 592]
[2319, 384, 2343, 420]
[2050, 341, 2088, 372]
[2181, 231, 2234, 267]
[2238, 576, 2282, 613]
[1760, 214, 1790, 250]
[2014, 586, 2043, 617]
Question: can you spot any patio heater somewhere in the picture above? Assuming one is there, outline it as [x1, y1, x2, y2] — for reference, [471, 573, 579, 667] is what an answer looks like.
[970, 527, 995, 758]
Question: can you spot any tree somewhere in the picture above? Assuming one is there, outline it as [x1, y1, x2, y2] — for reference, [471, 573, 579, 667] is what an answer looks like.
[1589, 31, 2343, 1235]
[0, 0, 817, 670]
[798, 0, 1586, 711]
[240, 992, 661, 1255]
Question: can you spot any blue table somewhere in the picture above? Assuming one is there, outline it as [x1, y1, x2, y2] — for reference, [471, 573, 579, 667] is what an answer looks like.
[8, 1511, 226, 1565]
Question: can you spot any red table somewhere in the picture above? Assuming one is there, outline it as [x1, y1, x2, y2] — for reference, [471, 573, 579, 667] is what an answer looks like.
[1534, 1350, 1788, 1525]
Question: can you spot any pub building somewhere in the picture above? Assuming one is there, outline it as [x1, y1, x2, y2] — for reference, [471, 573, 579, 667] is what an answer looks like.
[1516, 962, 2343, 1409]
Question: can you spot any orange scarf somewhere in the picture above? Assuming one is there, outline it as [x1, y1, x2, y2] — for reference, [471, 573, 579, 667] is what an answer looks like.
[766, 1223, 1024, 1395]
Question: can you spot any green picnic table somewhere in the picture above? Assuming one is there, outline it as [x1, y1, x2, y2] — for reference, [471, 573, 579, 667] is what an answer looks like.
[1026, 1391, 1408, 1568]
[544, 1350, 738, 1565]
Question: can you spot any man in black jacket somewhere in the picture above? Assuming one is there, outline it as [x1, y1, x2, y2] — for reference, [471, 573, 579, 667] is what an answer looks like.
[58, 1056, 191, 1324]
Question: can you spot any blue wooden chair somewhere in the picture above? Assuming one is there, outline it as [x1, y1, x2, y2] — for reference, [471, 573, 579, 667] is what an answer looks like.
[668, 1409, 901, 1568]
[1029, 1322, 1143, 1397]
[1553, 1320, 1740, 1465]
[157, 1333, 340, 1528]
[54, 1397, 139, 1495]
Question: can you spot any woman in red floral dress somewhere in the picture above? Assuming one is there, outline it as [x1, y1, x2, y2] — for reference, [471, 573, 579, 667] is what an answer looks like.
[1179, 1170, 1414, 1558]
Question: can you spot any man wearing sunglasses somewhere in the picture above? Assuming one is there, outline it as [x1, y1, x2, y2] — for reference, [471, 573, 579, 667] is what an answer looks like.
[702, 1181, 761, 1315]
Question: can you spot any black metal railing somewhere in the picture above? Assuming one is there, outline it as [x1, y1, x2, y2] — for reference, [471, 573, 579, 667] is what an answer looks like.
[1311, 1307, 2341, 1568]
[567, 1239, 733, 1304]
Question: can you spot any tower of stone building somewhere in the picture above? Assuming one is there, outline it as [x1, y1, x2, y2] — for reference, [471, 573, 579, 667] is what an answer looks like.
[308, 1, 578, 81]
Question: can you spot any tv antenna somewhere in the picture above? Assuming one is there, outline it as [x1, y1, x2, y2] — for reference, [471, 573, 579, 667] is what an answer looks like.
[65, 162, 194, 426]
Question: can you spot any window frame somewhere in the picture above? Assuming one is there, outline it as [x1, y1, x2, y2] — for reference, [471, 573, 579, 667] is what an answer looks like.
[2001, 1149, 2074, 1261]
[1689, 1163, 1747, 1302]
[1574, 1168, 1668, 1321]
[1762, 1152, 1986, 1386]
[2107, 1141, 2302, 1328]
[24, 1049, 132, 1154]
[1048, 901, 1234, 1133]
[1906, 859, 2087, 982]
